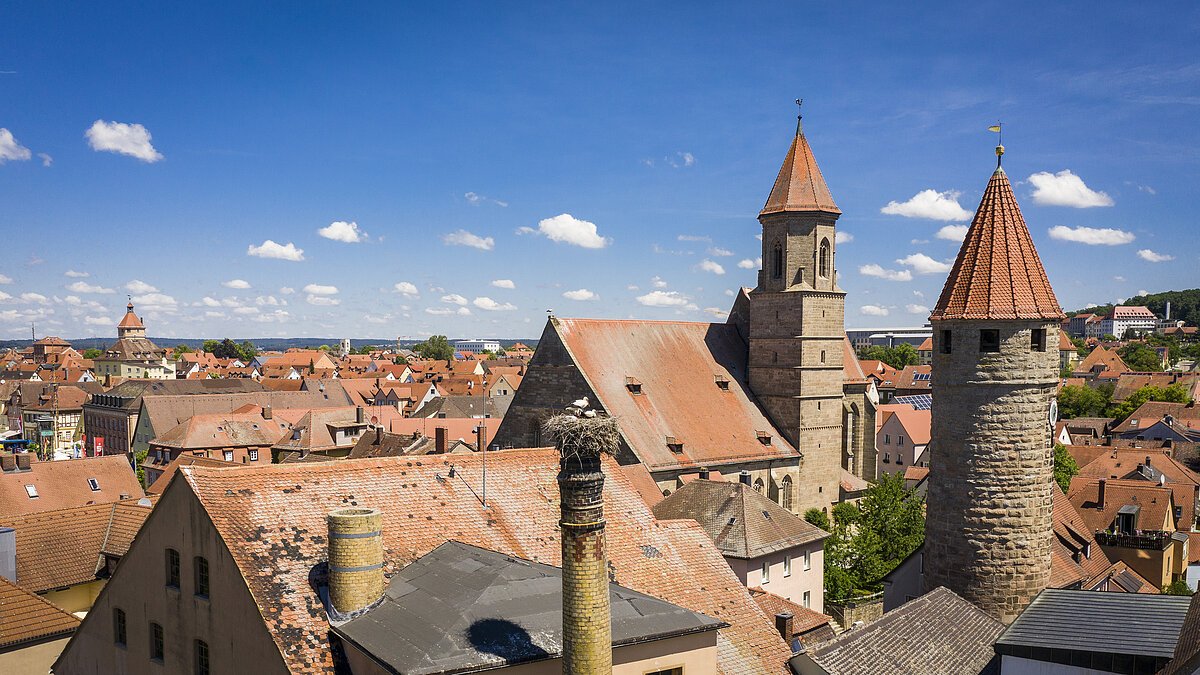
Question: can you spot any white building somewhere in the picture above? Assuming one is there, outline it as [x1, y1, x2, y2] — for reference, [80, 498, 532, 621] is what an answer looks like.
[1100, 305, 1157, 338]
[454, 339, 501, 354]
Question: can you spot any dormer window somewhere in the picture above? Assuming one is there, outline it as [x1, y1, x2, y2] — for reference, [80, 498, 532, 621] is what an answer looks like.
[714, 375, 730, 391]
[756, 430, 772, 445]
[625, 377, 642, 395]
[24, 485, 38, 498]
[666, 436, 684, 453]
[88, 478, 100, 491]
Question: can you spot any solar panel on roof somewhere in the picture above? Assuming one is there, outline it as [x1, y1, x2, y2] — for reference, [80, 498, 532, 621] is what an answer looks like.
[894, 394, 933, 410]
[912, 372, 931, 381]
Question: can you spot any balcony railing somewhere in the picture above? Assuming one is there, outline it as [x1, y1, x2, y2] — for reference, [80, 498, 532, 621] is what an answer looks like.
[1094, 530, 1171, 550]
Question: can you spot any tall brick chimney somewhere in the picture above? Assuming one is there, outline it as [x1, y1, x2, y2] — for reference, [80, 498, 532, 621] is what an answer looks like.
[551, 414, 616, 673]
[327, 507, 384, 616]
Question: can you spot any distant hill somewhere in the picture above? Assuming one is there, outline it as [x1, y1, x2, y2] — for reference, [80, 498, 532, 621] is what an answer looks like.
[1068, 288, 1200, 327]
[0, 337, 541, 351]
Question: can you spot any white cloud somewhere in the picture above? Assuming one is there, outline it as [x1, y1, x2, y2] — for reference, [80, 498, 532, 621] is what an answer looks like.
[0, 129, 32, 164]
[527, 214, 610, 249]
[0, 290, 11, 301]
[906, 304, 930, 314]
[881, 189, 972, 221]
[1028, 170, 1113, 208]
[936, 225, 970, 242]
[0, 274, 10, 284]
[64, 270, 89, 278]
[279, 287, 295, 295]
[84, 120, 163, 162]
[636, 290, 690, 307]
[84, 315, 113, 326]
[1113, 276, 1126, 282]
[199, 297, 222, 307]
[1137, 249, 1174, 263]
[708, 247, 733, 257]
[37, 153, 51, 167]
[667, 152, 695, 168]
[896, 253, 952, 275]
[66, 281, 114, 294]
[317, 220, 368, 243]
[703, 307, 728, 318]
[303, 284, 339, 296]
[678, 235, 711, 243]
[1047, 225, 1135, 245]
[306, 295, 341, 306]
[491, 279, 515, 289]
[425, 307, 471, 316]
[860, 305, 890, 316]
[724, 289, 736, 297]
[464, 192, 508, 207]
[859, 264, 913, 281]
[125, 280, 158, 294]
[651, 276, 668, 288]
[441, 294, 469, 306]
[223, 279, 252, 289]
[563, 289, 596, 301]
[473, 296, 517, 311]
[695, 259, 726, 275]
[132, 292, 177, 312]
[251, 310, 290, 323]
[737, 259, 757, 269]
[442, 229, 495, 251]
[393, 282, 419, 297]
[233, 306, 259, 315]
[835, 231, 853, 244]
[247, 240, 304, 261]
[254, 295, 284, 306]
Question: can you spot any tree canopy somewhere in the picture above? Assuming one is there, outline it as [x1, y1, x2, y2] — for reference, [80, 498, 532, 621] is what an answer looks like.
[1118, 343, 1163, 372]
[1058, 382, 1191, 423]
[859, 343, 919, 369]
[81, 348, 103, 359]
[413, 335, 455, 361]
[1054, 443, 1079, 493]
[201, 338, 257, 362]
[823, 472, 925, 602]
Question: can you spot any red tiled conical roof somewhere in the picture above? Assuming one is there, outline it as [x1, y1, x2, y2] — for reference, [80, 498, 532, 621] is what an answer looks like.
[760, 123, 840, 216]
[117, 302, 144, 329]
[931, 168, 1064, 321]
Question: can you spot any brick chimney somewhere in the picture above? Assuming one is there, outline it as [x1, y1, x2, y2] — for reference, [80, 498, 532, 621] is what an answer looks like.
[739, 470, 752, 486]
[326, 507, 384, 616]
[553, 415, 616, 673]
[774, 611, 794, 643]
[476, 424, 487, 453]
[1097, 479, 1106, 508]
[435, 427, 447, 454]
[262, 405, 272, 420]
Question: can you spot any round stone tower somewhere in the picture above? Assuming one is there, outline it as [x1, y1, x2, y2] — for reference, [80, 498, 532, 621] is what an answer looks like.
[923, 146, 1065, 624]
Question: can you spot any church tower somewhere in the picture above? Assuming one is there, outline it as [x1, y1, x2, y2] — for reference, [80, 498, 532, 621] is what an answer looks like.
[924, 143, 1064, 624]
[748, 108, 845, 512]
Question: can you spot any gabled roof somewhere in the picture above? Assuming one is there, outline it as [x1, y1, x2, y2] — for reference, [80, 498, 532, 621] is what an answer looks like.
[177, 450, 793, 674]
[331, 541, 726, 675]
[760, 123, 840, 216]
[1074, 346, 1130, 377]
[931, 168, 1064, 321]
[0, 455, 143, 517]
[652, 479, 828, 558]
[747, 587, 833, 640]
[797, 586, 1003, 675]
[877, 406, 931, 445]
[0, 576, 79, 650]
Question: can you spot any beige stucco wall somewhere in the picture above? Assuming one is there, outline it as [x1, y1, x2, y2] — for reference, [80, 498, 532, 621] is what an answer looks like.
[726, 543, 825, 614]
[52, 479, 286, 675]
[342, 629, 719, 675]
[43, 581, 105, 616]
[1, 637, 72, 674]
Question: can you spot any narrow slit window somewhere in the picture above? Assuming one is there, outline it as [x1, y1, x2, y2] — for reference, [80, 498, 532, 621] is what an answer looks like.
[772, 243, 783, 280]
[940, 330, 952, 354]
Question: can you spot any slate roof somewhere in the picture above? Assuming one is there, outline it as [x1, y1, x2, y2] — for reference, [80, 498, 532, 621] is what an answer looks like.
[760, 123, 840, 215]
[178, 449, 794, 675]
[1164, 592, 1200, 674]
[0, 455, 143, 517]
[652, 479, 828, 559]
[797, 586, 1003, 675]
[332, 541, 726, 674]
[554, 318, 800, 471]
[996, 588, 1192, 660]
[931, 168, 1064, 321]
[0, 576, 79, 650]
[0, 497, 154, 593]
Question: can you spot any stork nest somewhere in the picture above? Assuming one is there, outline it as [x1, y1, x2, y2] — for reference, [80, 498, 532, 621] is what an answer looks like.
[543, 413, 619, 459]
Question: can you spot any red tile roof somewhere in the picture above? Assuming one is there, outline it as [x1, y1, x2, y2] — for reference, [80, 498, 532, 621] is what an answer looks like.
[760, 124, 840, 216]
[178, 450, 792, 674]
[116, 303, 143, 329]
[0, 455, 143, 517]
[0, 576, 79, 649]
[931, 168, 1064, 321]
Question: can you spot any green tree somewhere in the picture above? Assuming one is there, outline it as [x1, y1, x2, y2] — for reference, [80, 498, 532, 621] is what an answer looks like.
[1118, 343, 1163, 372]
[1107, 383, 1191, 423]
[413, 335, 455, 361]
[1164, 580, 1194, 596]
[237, 340, 257, 362]
[308, 359, 315, 375]
[1101, 334, 1119, 343]
[81, 348, 103, 359]
[202, 339, 221, 354]
[172, 344, 193, 360]
[1053, 443, 1079, 493]
[803, 508, 830, 532]
[1071, 337, 1088, 358]
[1057, 385, 1110, 419]
[860, 343, 920, 369]
[134, 447, 149, 485]
[822, 473, 925, 601]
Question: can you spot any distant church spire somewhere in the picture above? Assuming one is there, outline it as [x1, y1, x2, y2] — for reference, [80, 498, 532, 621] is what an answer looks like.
[760, 101, 840, 216]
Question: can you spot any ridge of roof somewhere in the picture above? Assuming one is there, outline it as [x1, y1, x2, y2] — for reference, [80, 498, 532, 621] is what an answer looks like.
[931, 167, 1064, 321]
[760, 128, 841, 216]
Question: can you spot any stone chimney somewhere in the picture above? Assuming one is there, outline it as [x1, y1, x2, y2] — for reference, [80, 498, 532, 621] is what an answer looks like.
[739, 470, 752, 486]
[476, 425, 487, 454]
[774, 611, 794, 643]
[698, 467, 710, 480]
[327, 507, 384, 616]
[1098, 479, 1106, 508]
[550, 414, 617, 674]
[262, 405, 272, 420]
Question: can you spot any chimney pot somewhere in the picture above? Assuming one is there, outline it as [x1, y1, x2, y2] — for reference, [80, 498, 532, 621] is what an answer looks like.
[435, 427, 447, 454]
[1098, 479, 1106, 508]
[739, 470, 752, 486]
[326, 507, 384, 616]
[1145, 455, 1152, 467]
[356, 406, 365, 424]
[698, 467, 710, 480]
[262, 405, 272, 420]
[775, 611, 795, 643]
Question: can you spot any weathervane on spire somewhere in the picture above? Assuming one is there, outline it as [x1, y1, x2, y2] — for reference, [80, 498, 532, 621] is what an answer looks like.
[795, 98, 804, 134]
[988, 122, 1004, 168]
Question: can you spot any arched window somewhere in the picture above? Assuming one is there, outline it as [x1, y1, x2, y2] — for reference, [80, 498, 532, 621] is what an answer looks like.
[780, 475, 794, 510]
[753, 478, 765, 493]
[772, 242, 783, 280]
[819, 238, 830, 278]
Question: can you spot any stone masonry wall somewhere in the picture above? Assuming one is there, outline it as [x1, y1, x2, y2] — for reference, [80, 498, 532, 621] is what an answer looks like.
[924, 320, 1059, 624]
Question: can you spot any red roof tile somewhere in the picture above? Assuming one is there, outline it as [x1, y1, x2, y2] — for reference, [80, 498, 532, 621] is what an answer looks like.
[931, 168, 1064, 321]
[760, 123, 840, 216]
[0, 576, 79, 649]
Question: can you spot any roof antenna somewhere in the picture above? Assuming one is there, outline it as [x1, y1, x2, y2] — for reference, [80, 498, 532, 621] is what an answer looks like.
[988, 122, 1004, 169]
[795, 98, 804, 135]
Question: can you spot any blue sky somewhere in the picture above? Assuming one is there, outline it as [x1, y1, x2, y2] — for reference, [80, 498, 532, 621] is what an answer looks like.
[1, 2, 1198, 340]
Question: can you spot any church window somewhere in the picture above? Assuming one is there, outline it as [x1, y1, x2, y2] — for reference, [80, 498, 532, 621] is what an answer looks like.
[1031, 328, 1047, 352]
[780, 475, 793, 510]
[753, 478, 765, 493]
[772, 243, 783, 280]
[819, 238, 830, 278]
[980, 329, 1000, 353]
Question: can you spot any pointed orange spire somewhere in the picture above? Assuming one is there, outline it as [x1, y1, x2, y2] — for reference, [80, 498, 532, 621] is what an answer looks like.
[931, 167, 1064, 321]
[760, 105, 840, 216]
